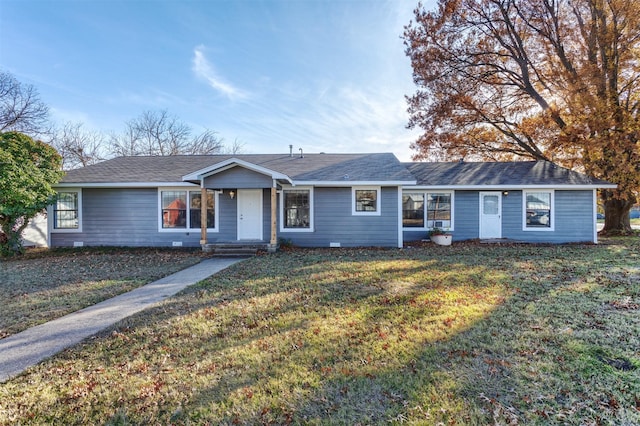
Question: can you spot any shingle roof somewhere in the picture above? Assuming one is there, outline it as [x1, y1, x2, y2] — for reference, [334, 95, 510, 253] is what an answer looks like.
[59, 155, 615, 188]
[60, 153, 416, 184]
[405, 161, 614, 187]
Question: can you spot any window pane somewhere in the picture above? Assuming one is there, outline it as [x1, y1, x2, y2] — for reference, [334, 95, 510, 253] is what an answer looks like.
[189, 190, 215, 229]
[403, 193, 424, 227]
[356, 190, 377, 212]
[54, 192, 79, 229]
[483, 195, 499, 215]
[162, 191, 187, 228]
[284, 190, 310, 228]
[526, 192, 551, 227]
[426, 193, 451, 228]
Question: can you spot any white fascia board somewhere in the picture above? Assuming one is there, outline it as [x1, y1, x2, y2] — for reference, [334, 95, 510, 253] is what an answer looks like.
[402, 184, 617, 190]
[294, 180, 417, 187]
[182, 158, 292, 183]
[54, 182, 198, 188]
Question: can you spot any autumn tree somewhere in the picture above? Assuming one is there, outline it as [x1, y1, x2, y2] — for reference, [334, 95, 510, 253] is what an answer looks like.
[404, 0, 640, 233]
[109, 110, 224, 156]
[0, 71, 50, 136]
[0, 132, 64, 256]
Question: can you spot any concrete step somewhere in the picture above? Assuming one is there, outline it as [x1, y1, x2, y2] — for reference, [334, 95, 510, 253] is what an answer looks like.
[212, 247, 258, 257]
[203, 242, 272, 256]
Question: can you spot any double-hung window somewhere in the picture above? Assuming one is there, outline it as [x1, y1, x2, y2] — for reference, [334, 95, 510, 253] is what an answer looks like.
[524, 190, 554, 230]
[402, 192, 425, 227]
[280, 187, 313, 231]
[160, 189, 217, 231]
[190, 191, 215, 229]
[52, 190, 82, 231]
[402, 191, 453, 229]
[352, 187, 381, 215]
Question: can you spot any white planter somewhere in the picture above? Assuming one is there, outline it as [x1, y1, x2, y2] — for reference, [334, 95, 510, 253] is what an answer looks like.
[431, 234, 452, 246]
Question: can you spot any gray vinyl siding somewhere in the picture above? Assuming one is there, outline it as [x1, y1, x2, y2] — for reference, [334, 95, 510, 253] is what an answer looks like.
[51, 188, 199, 247]
[451, 191, 479, 241]
[505, 190, 595, 243]
[212, 190, 238, 242]
[204, 167, 273, 189]
[50, 187, 596, 248]
[279, 187, 399, 247]
[403, 191, 479, 242]
[404, 190, 595, 244]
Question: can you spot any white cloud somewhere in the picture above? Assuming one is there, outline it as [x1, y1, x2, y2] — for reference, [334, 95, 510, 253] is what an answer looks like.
[192, 46, 246, 100]
[227, 82, 419, 161]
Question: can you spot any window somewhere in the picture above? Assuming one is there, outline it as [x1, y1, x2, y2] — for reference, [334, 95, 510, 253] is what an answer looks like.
[190, 190, 216, 229]
[352, 187, 380, 215]
[524, 190, 554, 230]
[402, 191, 453, 229]
[53, 191, 81, 230]
[283, 189, 310, 229]
[162, 191, 187, 228]
[160, 189, 217, 231]
[402, 193, 424, 227]
[280, 187, 313, 232]
[483, 195, 499, 215]
[426, 193, 451, 228]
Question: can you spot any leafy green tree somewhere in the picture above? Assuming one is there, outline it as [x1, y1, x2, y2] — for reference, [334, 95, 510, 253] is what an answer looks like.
[0, 132, 64, 255]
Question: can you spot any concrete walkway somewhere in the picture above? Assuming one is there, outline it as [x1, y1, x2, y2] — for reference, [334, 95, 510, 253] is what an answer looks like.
[0, 257, 244, 383]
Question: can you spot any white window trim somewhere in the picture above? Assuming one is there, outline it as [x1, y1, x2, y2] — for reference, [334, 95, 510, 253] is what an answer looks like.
[158, 188, 219, 233]
[352, 186, 381, 216]
[402, 190, 454, 231]
[522, 189, 555, 232]
[49, 188, 83, 233]
[279, 186, 314, 233]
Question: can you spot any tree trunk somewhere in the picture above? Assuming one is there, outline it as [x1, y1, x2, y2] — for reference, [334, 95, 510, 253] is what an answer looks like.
[601, 196, 634, 234]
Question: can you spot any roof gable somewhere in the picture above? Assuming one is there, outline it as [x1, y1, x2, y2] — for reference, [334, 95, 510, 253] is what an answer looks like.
[182, 158, 291, 183]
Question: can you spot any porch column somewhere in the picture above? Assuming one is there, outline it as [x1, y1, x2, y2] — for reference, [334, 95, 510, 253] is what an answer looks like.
[269, 183, 277, 251]
[200, 186, 207, 245]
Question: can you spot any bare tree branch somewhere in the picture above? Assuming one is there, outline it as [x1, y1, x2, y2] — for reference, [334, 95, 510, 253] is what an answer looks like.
[0, 71, 50, 137]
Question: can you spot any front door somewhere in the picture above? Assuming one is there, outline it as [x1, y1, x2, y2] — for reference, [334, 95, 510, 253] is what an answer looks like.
[237, 189, 263, 240]
[479, 192, 502, 239]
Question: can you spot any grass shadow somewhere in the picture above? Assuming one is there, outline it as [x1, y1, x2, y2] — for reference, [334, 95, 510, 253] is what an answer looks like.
[1, 240, 639, 424]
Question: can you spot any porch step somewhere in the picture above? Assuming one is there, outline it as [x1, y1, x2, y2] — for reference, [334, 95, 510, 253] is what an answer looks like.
[212, 247, 258, 257]
[203, 242, 273, 256]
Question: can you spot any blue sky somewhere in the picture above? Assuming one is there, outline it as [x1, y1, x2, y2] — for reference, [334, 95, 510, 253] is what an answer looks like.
[1, 0, 434, 160]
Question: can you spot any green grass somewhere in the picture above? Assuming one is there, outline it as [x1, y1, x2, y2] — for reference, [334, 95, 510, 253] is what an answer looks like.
[0, 247, 202, 338]
[1, 239, 639, 425]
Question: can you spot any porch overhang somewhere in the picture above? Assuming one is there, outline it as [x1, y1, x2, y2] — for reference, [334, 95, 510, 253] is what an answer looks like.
[182, 158, 293, 185]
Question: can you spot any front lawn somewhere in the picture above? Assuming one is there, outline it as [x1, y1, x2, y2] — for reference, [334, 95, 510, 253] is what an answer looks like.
[0, 247, 202, 339]
[1, 239, 639, 424]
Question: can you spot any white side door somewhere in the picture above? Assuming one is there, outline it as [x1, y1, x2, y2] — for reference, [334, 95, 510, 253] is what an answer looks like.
[237, 189, 263, 240]
[479, 192, 502, 239]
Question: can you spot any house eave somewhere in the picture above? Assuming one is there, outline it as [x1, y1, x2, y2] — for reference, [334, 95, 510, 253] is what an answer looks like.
[294, 180, 417, 187]
[55, 182, 198, 188]
[402, 184, 617, 190]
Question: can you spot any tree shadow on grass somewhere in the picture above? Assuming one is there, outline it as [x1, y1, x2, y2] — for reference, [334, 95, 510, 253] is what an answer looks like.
[2, 243, 639, 425]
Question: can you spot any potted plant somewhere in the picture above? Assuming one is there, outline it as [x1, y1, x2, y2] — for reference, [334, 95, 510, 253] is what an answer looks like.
[429, 227, 452, 246]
